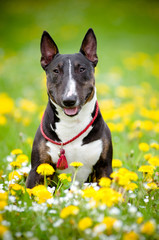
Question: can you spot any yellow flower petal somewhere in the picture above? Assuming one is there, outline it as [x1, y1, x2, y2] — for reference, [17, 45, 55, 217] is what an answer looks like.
[58, 173, 71, 182]
[99, 177, 111, 187]
[60, 205, 79, 219]
[140, 221, 156, 235]
[70, 162, 83, 168]
[78, 217, 93, 231]
[150, 142, 159, 150]
[16, 154, 29, 164]
[36, 163, 55, 176]
[138, 165, 155, 173]
[139, 142, 150, 152]
[148, 156, 159, 167]
[11, 149, 23, 155]
[123, 231, 139, 240]
[112, 159, 122, 168]
[9, 171, 22, 181]
[146, 182, 157, 189]
[10, 161, 22, 168]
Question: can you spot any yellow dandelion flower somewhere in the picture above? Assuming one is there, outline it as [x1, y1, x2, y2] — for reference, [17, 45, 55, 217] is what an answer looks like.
[16, 154, 29, 163]
[26, 188, 32, 197]
[31, 185, 52, 204]
[138, 165, 155, 174]
[107, 122, 125, 132]
[0, 93, 14, 115]
[150, 142, 159, 150]
[58, 173, 71, 182]
[9, 183, 24, 191]
[137, 217, 144, 224]
[118, 168, 130, 175]
[154, 123, 159, 133]
[144, 153, 152, 161]
[139, 142, 150, 152]
[0, 201, 7, 210]
[0, 115, 7, 125]
[0, 225, 8, 236]
[9, 171, 22, 181]
[112, 173, 130, 186]
[146, 182, 157, 189]
[0, 192, 8, 210]
[127, 171, 138, 181]
[125, 182, 138, 191]
[140, 220, 156, 235]
[94, 188, 123, 207]
[99, 177, 111, 188]
[78, 217, 93, 231]
[0, 192, 8, 201]
[10, 161, 22, 168]
[112, 159, 122, 168]
[11, 149, 23, 155]
[70, 162, 83, 168]
[36, 190, 52, 204]
[60, 205, 79, 219]
[111, 168, 138, 187]
[82, 187, 96, 198]
[102, 216, 117, 235]
[9, 184, 25, 195]
[123, 231, 139, 240]
[36, 163, 55, 176]
[148, 156, 159, 167]
[115, 175, 130, 186]
[32, 185, 47, 195]
[141, 120, 154, 131]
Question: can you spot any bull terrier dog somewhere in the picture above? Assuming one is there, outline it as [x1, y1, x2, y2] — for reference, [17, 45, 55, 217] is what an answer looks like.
[26, 28, 113, 188]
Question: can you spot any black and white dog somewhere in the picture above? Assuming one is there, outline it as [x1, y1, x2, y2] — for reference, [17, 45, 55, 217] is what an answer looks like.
[26, 28, 113, 188]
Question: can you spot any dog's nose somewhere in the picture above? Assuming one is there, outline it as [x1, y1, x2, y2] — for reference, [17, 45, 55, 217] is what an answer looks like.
[62, 95, 77, 107]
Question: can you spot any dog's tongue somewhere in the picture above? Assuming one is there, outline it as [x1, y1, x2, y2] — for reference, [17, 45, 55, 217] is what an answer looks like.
[64, 107, 78, 116]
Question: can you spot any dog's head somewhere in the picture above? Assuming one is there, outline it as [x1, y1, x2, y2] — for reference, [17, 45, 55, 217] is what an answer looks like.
[40, 28, 98, 117]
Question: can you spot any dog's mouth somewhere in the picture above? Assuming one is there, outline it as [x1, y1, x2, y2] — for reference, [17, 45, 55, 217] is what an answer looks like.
[63, 107, 80, 117]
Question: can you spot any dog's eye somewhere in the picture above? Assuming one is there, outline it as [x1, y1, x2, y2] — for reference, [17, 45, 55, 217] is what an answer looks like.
[79, 67, 85, 73]
[53, 69, 59, 74]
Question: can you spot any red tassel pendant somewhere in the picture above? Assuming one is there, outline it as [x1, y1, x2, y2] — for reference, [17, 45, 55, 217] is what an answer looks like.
[56, 149, 68, 170]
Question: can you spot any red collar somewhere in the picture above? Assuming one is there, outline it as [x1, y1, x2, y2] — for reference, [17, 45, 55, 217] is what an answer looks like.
[40, 101, 99, 146]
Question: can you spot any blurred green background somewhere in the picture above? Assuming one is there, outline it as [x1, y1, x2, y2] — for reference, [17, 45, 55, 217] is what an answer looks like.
[0, 0, 159, 95]
[1, 0, 159, 95]
[0, 0, 159, 164]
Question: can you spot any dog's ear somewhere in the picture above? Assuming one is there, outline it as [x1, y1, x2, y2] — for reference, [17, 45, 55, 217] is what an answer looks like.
[80, 28, 98, 67]
[40, 31, 59, 69]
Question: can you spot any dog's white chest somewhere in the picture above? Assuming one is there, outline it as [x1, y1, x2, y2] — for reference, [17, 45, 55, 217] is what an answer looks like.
[46, 139, 102, 183]
[46, 93, 102, 183]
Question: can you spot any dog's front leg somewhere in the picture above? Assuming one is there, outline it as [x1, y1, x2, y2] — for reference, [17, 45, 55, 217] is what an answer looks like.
[94, 140, 113, 183]
[26, 165, 44, 188]
[26, 129, 55, 189]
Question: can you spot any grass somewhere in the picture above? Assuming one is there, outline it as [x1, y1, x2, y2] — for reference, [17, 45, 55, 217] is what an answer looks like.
[0, 0, 159, 239]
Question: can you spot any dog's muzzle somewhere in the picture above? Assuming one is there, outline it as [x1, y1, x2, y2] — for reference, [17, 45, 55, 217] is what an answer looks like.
[62, 95, 80, 116]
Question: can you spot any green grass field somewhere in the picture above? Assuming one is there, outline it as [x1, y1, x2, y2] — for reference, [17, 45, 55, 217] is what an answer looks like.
[0, 0, 159, 239]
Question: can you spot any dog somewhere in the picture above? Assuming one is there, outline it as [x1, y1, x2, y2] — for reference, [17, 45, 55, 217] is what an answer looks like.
[26, 28, 113, 188]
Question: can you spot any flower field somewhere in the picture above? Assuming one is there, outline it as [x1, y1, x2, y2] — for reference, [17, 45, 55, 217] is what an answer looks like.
[0, 0, 159, 239]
